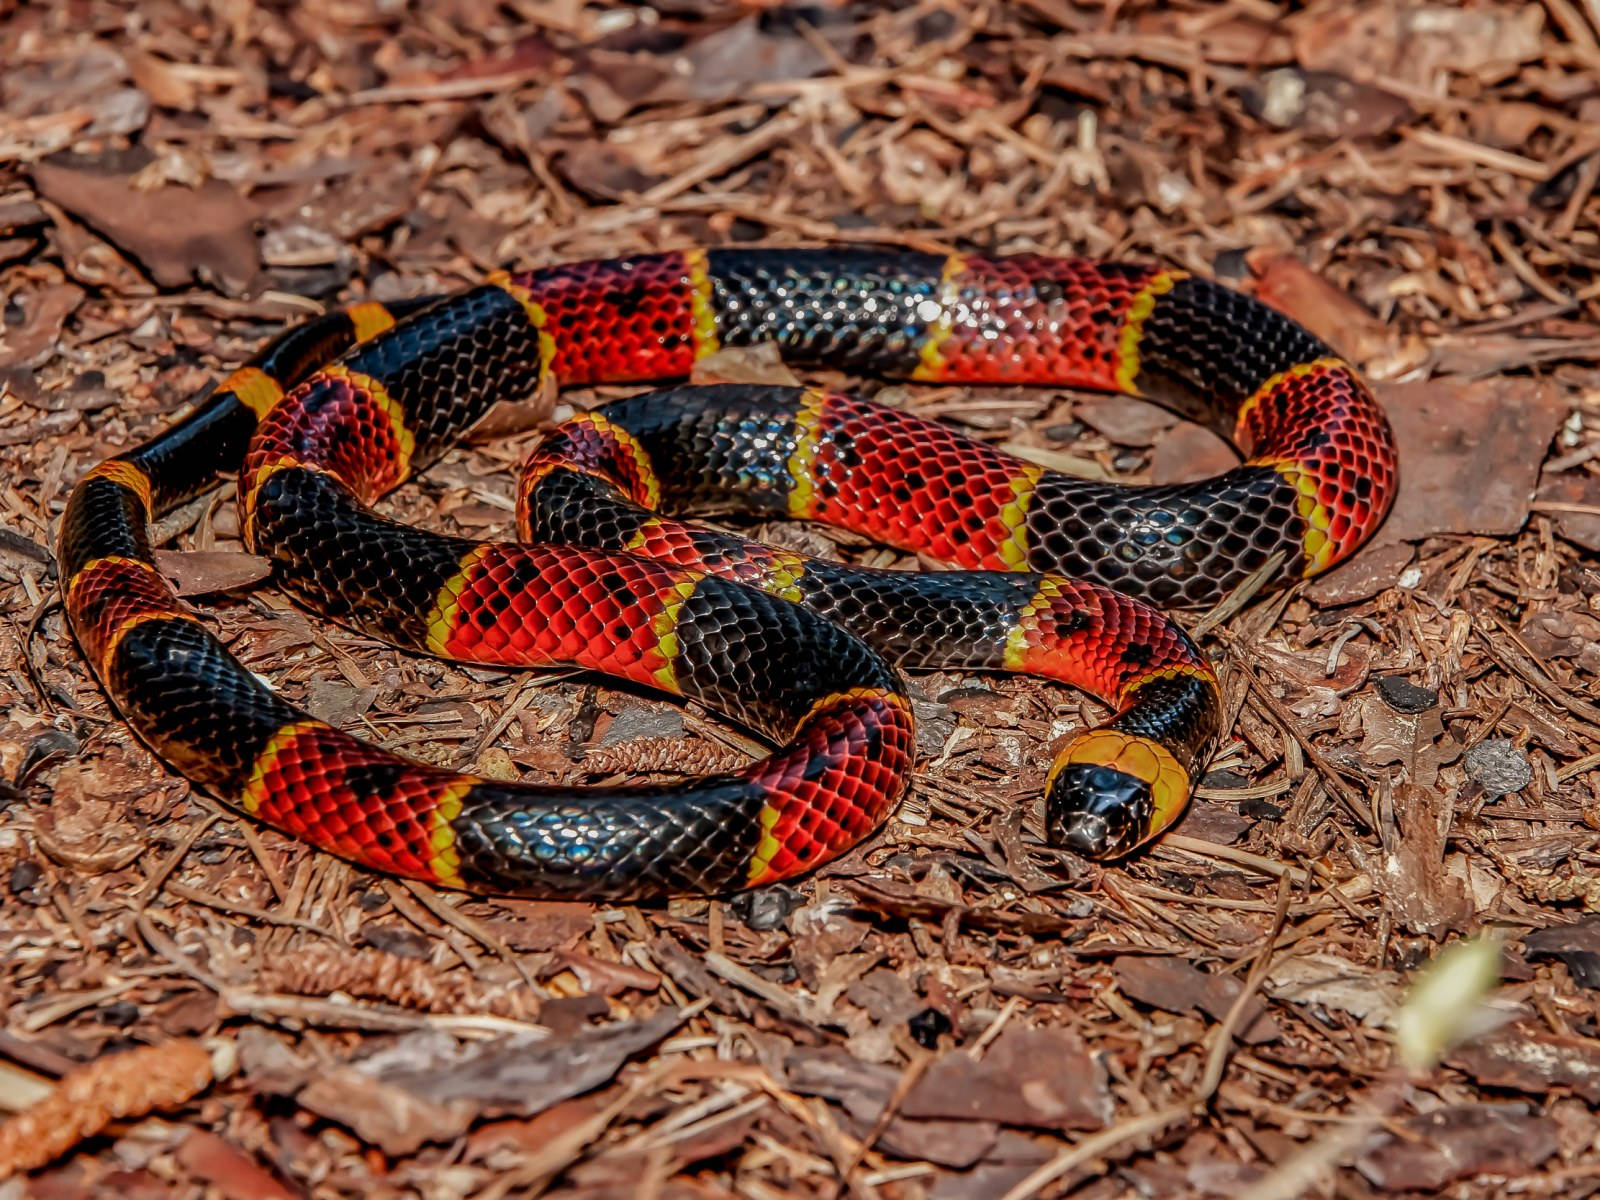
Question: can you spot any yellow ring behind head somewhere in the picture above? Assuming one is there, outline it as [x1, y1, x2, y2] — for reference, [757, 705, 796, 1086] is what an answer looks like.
[1047, 729, 1192, 844]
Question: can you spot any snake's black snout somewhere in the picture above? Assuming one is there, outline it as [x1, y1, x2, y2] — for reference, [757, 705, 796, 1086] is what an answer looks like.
[1045, 763, 1152, 860]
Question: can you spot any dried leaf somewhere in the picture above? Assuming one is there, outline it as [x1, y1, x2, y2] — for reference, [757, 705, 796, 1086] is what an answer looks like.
[784, 1046, 999, 1168]
[295, 1010, 682, 1155]
[1370, 377, 1569, 546]
[1247, 250, 1398, 365]
[689, 341, 802, 387]
[900, 1023, 1111, 1132]
[153, 548, 272, 597]
[1355, 1104, 1557, 1190]
[1523, 917, 1600, 988]
[1113, 956, 1281, 1044]
[32, 158, 259, 293]
[174, 1129, 297, 1200]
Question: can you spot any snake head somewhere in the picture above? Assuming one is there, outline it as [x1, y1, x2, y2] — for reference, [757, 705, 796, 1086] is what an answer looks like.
[1043, 730, 1192, 860]
[1044, 762, 1153, 859]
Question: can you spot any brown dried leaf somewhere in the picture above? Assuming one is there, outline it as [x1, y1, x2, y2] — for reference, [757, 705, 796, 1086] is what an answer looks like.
[783, 1046, 999, 1168]
[1291, 4, 1544, 84]
[0, 282, 84, 369]
[1, 44, 148, 143]
[553, 141, 664, 201]
[32, 158, 259, 294]
[257, 159, 418, 242]
[297, 1010, 683, 1155]
[1349, 692, 1461, 789]
[32, 759, 149, 874]
[554, 948, 660, 997]
[1536, 472, 1600, 553]
[1349, 783, 1471, 935]
[174, 1129, 297, 1200]
[125, 52, 199, 111]
[1113, 955, 1281, 1044]
[1074, 396, 1175, 447]
[1246, 250, 1398, 366]
[153, 549, 271, 597]
[900, 1023, 1111, 1132]
[1265, 955, 1399, 1024]
[1523, 917, 1600, 987]
[580, 17, 828, 114]
[1149, 422, 1237, 486]
[1370, 377, 1569, 547]
[1355, 1104, 1558, 1191]
[469, 900, 594, 953]
[1517, 608, 1600, 661]
[1239, 69, 1411, 139]
[1304, 540, 1415, 607]
[294, 1064, 466, 1157]
[689, 341, 802, 387]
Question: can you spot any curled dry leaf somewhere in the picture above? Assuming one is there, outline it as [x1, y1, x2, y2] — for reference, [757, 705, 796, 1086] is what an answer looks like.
[152, 548, 272, 597]
[1246, 250, 1398, 366]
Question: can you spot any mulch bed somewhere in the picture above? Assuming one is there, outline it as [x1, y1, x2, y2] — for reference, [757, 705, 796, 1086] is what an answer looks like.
[4, 2, 1600, 1197]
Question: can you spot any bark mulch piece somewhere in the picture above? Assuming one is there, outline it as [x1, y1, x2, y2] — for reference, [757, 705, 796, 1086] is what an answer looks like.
[6, 2, 1600, 1197]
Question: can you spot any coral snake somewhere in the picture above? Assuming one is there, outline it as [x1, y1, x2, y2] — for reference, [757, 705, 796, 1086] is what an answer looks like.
[59, 248, 1397, 900]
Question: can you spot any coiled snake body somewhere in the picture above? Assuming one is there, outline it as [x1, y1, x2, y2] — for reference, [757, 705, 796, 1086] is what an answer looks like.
[59, 249, 1396, 900]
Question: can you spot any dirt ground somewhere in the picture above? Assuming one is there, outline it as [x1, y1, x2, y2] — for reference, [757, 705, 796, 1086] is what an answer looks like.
[4, 1, 1600, 1197]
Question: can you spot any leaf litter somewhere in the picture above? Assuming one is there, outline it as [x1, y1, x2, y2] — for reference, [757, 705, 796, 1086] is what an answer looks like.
[5, 2, 1600, 1197]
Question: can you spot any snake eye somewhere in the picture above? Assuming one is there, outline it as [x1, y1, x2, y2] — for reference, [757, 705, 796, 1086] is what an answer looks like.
[1045, 763, 1153, 859]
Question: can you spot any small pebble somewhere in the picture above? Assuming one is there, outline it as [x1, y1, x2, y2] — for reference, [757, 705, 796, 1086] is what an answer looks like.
[907, 1006, 953, 1049]
[1465, 738, 1533, 797]
[1241, 796, 1286, 821]
[1043, 420, 1086, 443]
[1375, 675, 1438, 714]
[1202, 767, 1251, 790]
[9, 860, 46, 904]
[360, 923, 432, 960]
[730, 884, 803, 931]
[100, 1000, 140, 1027]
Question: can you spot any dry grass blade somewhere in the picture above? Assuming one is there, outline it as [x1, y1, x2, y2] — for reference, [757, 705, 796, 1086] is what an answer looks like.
[1191, 550, 1288, 640]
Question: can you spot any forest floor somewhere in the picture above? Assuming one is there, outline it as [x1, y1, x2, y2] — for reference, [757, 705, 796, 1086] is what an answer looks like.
[4, 2, 1600, 1198]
